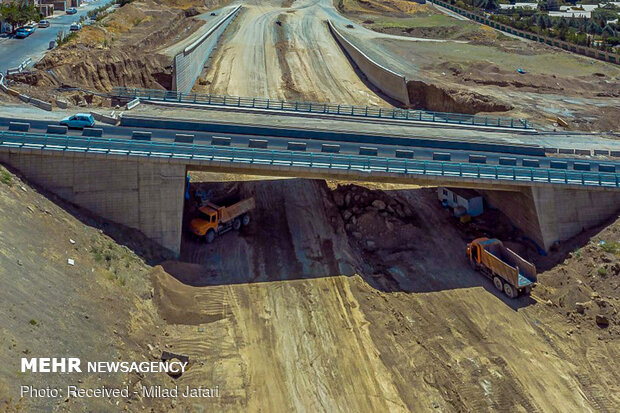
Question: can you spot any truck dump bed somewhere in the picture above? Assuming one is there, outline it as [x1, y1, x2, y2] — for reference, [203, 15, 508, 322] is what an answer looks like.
[480, 239, 536, 288]
[220, 197, 255, 223]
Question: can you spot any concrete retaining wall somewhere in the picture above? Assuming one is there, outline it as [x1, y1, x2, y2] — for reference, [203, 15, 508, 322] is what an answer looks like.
[0, 152, 186, 255]
[327, 21, 410, 106]
[172, 5, 242, 93]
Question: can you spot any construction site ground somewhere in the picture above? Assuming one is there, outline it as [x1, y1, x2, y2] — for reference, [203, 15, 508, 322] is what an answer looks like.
[1, 0, 620, 411]
[2, 0, 619, 132]
[334, 0, 620, 131]
[2, 164, 619, 411]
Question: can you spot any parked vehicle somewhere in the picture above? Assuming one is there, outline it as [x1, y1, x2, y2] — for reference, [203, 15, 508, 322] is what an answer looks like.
[467, 238, 537, 298]
[69, 22, 82, 31]
[23, 25, 36, 33]
[38, 20, 50, 28]
[59, 113, 95, 129]
[66, 8, 77, 14]
[15, 28, 32, 38]
[190, 197, 255, 243]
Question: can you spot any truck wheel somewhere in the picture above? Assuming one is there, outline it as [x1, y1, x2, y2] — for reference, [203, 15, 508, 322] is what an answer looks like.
[503, 283, 518, 299]
[493, 276, 503, 292]
[469, 259, 478, 271]
[206, 229, 215, 243]
[242, 214, 251, 226]
[233, 218, 241, 231]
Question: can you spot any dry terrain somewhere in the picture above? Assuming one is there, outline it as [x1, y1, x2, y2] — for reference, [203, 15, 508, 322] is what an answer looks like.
[194, 0, 389, 105]
[1, 161, 619, 411]
[336, 0, 620, 130]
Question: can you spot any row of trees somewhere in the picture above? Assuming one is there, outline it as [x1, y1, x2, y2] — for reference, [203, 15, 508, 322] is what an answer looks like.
[450, 0, 620, 52]
[0, 1, 42, 29]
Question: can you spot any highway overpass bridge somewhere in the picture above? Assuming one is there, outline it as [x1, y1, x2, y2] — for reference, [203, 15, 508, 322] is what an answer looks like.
[1, 129, 619, 256]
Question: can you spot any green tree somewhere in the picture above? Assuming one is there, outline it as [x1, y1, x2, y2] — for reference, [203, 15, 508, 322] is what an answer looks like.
[0, 1, 40, 29]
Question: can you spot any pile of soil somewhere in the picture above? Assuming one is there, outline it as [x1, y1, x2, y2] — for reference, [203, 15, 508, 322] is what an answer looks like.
[407, 79, 512, 114]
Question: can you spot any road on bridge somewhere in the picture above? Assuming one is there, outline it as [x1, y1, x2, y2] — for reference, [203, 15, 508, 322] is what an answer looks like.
[0, 116, 617, 174]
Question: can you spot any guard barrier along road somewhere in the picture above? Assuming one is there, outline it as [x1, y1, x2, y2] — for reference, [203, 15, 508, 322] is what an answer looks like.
[0, 131, 618, 189]
[173, 5, 242, 93]
[112, 87, 532, 131]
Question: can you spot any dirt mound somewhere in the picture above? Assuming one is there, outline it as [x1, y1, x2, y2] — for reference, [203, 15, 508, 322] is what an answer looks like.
[35, 48, 172, 91]
[407, 79, 512, 114]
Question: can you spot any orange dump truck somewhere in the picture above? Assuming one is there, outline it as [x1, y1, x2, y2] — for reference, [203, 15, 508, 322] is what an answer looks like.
[190, 197, 255, 243]
[467, 238, 537, 298]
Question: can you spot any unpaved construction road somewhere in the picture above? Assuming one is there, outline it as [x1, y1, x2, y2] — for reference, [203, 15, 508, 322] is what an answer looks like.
[153, 175, 620, 412]
[197, 0, 390, 105]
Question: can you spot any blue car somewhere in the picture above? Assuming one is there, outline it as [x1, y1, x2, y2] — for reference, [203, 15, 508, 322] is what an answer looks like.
[66, 8, 77, 14]
[15, 28, 32, 38]
[15, 25, 36, 38]
[60, 114, 95, 129]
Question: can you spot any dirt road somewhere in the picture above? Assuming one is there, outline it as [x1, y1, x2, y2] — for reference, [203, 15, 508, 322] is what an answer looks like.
[157, 176, 620, 412]
[197, 0, 389, 105]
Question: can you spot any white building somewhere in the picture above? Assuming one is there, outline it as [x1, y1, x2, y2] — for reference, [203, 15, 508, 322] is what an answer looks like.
[438, 188, 484, 218]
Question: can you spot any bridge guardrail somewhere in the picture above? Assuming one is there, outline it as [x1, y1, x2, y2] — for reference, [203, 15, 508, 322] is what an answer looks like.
[111, 87, 532, 131]
[1, 131, 617, 188]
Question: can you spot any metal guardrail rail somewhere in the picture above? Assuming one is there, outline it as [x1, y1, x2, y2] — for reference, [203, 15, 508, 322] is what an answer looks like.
[112, 87, 532, 130]
[1, 131, 617, 188]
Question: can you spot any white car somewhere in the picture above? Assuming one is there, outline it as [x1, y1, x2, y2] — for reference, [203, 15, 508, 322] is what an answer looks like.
[60, 114, 95, 129]
[69, 22, 82, 31]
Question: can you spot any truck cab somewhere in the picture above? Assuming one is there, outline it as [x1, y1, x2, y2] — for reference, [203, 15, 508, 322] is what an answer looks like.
[189, 198, 254, 243]
[190, 205, 219, 238]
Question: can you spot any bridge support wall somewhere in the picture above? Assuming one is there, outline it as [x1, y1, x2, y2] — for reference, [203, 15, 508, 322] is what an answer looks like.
[482, 187, 620, 251]
[0, 152, 186, 255]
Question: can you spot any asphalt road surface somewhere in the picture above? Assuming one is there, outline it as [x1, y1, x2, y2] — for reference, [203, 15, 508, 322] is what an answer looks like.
[0, 0, 113, 73]
[0, 116, 617, 173]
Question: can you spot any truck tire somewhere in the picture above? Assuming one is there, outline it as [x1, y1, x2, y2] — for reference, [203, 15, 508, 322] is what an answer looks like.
[206, 229, 215, 244]
[469, 258, 478, 271]
[503, 283, 518, 299]
[242, 214, 251, 226]
[493, 276, 503, 292]
[233, 218, 241, 231]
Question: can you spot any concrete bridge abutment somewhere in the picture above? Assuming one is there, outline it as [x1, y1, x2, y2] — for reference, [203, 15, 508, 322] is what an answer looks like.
[0, 152, 186, 256]
[482, 187, 620, 251]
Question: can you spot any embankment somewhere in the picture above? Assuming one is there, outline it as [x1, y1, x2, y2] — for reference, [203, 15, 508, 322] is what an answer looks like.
[327, 20, 410, 106]
[173, 5, 242, 93]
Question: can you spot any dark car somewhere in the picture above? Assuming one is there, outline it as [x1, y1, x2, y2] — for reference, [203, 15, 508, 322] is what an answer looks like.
[66, 8, 77, 14]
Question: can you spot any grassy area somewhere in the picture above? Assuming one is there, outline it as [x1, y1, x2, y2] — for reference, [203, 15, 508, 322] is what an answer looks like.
[0, 168, 13, 187]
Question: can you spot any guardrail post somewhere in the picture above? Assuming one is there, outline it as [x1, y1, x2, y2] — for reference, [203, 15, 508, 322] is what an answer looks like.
[432, 113, 435, 122]
[441, 163, 444, 176]
[423, 161, 426, 174]
[208, 94, 212, 104]
[547, 170, 550, 182]
[365, 107, 368, 116]
[223, 95, 227, 106]
[495, 166, 498, 179]
[379, 108, 382, 118]
[323, 104, 326, 113]
[513, 168, 516, 180]
[405, 110, 409, 120]
[238, 97, 241, 107]
[309, 103, 312, 112]
[337, 104, 340, 114]
[599, 174, 602, 186]
[330, 154, 333, 168]
[309, 152, 313, 167]
[530, 169, 534, 181]
[477, 165, 480, 178]
[193, 93, 198, 103]
[582, 174, 584, 185]
[282, 100, 285, 110]
[564, 171, 568, 184]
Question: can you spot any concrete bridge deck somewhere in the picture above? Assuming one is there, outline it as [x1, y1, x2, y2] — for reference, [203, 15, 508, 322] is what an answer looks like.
[1, 130, 618, 256]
